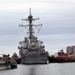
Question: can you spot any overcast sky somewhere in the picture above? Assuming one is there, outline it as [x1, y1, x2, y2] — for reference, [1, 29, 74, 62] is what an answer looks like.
[0, 0, 75, 56]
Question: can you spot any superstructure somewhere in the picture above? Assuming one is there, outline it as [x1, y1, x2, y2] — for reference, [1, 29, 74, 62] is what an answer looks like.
[18, 8, 49, 64]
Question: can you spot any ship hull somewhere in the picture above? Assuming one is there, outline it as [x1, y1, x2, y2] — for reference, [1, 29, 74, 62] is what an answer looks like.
[21, 56, 48, 64]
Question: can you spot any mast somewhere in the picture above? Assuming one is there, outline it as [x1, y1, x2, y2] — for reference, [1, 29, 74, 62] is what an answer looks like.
[28, 8, 33, 38]
[19, 8, 42, 38]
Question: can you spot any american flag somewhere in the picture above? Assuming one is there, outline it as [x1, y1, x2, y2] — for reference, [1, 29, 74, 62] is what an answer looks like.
[37, 25, 42, 33]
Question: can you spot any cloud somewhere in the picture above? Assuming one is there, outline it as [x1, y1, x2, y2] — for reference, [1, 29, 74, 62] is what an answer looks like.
[0, 0, 75, 3]
[38, 33, 75, 52]
[0, 0, 75, 55]
[0, 33, 75, 55]
[0, 46, 19, 56]
[0, 0, 75, 14]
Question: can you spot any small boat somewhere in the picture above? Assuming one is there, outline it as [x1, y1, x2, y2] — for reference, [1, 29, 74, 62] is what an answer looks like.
[0, 54, 17, 70]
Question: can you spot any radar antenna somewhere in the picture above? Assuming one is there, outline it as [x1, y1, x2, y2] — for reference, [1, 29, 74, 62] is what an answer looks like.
[19, 8, 42, 38]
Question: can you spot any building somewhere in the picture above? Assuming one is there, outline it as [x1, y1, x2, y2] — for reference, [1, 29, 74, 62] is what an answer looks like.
[66, 46, 75, 55]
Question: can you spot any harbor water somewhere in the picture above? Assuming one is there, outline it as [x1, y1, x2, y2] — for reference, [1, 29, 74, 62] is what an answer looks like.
[0, 63, 75, 75]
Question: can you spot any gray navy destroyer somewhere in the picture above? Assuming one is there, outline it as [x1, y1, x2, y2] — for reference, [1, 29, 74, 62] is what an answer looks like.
[18, 8, 49, 64]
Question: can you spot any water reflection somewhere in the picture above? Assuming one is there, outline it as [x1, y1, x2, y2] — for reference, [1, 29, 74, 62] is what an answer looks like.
[28, 65, 37, 75]
[0, 63, 75, 75]
[29, 68, 35, 75]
